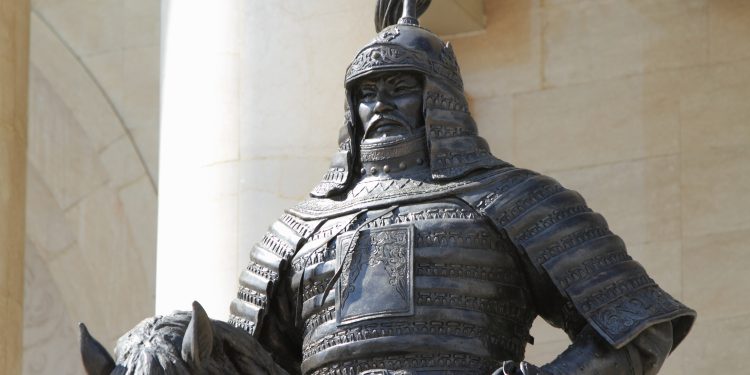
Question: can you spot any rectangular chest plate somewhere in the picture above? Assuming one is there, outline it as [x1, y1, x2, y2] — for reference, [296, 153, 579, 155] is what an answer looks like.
[336, 224, 414, 325]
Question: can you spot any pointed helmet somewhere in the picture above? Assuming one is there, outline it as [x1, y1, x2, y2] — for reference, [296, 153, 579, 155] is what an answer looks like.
[311, 0, 505, 198]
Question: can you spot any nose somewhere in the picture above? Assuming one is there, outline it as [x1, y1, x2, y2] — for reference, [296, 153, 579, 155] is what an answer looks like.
[373, 92, 395, 113]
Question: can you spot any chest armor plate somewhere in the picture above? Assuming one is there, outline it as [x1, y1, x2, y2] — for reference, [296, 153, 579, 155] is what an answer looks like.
[291, 199, 536, 375]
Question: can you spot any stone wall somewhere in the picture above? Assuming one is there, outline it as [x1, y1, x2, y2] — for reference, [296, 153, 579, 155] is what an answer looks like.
[23, 0, 159, 373]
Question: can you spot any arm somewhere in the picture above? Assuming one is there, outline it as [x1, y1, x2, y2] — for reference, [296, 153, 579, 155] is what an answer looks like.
[498, 322, 672, 375]
[229, 214, 322, 375]
[459, 167, 695, 374]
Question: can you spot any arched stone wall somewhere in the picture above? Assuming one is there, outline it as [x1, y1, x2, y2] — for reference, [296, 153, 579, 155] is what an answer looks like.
[23, 0, 159, 373]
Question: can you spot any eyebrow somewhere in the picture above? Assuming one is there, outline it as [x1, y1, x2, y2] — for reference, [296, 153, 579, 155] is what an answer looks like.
[358, 82, 377, 90]
[385, 74, 417, 86]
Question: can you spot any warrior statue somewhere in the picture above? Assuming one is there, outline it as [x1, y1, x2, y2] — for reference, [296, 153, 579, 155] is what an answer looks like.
[80, 1, 695, 374]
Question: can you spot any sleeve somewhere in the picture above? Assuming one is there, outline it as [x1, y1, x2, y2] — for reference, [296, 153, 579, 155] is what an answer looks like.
[458, 168, 696, 351]
[540, 321, 673, 374]
[228, 213, 323, 375]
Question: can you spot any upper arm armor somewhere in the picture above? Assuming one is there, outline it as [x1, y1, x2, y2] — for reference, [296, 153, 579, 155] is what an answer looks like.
[459, 168, 695, 349]
[229, 214, 321, 337]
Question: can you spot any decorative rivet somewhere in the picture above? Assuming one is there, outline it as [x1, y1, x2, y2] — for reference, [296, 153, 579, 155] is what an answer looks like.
[399, 162, 407, 170]
[370, 167, 378, 175]
[373, 51, 382, 60]
[416, 158, 424, 165]
[337, 167, 345, 172]
[360, 168, 366, 175]
[383, 165, 391, 173]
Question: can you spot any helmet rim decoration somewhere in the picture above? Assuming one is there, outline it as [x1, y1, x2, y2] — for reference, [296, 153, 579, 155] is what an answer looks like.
[345, 25, 464, 91]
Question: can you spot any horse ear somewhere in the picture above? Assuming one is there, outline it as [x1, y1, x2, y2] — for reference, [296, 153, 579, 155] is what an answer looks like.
[79, 323, 116, 375]
[181, 301, 214, 367]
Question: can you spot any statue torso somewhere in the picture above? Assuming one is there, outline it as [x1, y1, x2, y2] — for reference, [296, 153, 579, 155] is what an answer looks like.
[229, 163, 695, 375]
[290, 174, 536, 375]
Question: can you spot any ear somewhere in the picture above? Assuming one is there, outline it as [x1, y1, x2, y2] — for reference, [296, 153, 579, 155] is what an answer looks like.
[79, 323, 116, 375]
[181, 301, 214, 367]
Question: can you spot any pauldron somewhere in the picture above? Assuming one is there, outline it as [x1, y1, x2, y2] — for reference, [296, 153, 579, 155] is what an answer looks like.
[457, 167, 696, 349]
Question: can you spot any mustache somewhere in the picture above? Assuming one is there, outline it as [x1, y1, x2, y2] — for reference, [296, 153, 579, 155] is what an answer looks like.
[364, 114, 408, 132]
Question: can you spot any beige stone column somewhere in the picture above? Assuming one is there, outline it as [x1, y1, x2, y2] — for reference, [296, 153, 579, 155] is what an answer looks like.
[0, 0, 29, 373]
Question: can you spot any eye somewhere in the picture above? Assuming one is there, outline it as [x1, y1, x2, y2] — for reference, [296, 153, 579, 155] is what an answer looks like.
[395, 84, 409, 91]
[359, 87, 377, 101]
[393, 84, 417, 94]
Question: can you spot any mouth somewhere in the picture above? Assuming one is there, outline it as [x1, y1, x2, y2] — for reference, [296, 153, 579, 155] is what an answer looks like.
[364, 118, 408, 140]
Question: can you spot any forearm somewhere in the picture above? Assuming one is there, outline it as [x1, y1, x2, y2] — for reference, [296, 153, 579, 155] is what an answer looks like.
[541, 322, 673, 375]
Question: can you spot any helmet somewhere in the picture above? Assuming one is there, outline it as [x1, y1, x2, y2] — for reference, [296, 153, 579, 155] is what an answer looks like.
[345, 24, 464, 92]
[311, 0, 505, 198]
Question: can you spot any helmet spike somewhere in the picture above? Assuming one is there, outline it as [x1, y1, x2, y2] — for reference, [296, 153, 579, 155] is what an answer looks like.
[399, 0, 419, 26]
[375, 1, 432, 32]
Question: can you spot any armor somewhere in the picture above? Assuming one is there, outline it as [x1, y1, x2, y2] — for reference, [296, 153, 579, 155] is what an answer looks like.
[230, 162, 694, 374]
[228, 1, 695, 374]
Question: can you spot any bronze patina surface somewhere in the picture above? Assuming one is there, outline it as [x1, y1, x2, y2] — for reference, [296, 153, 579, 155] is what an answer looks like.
[80, 1, 695, 374]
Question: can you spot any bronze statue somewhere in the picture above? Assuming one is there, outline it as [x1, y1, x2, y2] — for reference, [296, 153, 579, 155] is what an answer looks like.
[80, 1, 695, 374]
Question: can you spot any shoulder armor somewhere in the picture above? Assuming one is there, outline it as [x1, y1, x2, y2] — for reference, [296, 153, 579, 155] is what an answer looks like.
[229, 214, 322, 336]
[459, 168, 696, 349]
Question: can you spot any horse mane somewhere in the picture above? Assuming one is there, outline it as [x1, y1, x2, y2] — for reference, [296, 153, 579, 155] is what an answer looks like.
[108, 310, 286, 375]
[112, 312, 193, 374]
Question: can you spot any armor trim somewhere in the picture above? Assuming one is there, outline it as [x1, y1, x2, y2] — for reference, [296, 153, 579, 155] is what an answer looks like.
[414, 292, 533, 325]
[359, 135, 427, 162]
[281, 213, 318, 237]
[301, 292, 336, 319]
[293, 168, 514, 219]
[542, 235, 630, 293]
[346, 41, 464, 90]
[304, 306, 530, 355]
[415, 227, 501, 250]
[303, 322, 498, 361]
[311, 151, 352, 198]
[249, 244, 286, 271]
[302, 335, 492, 374]
[429, 136, 504, 179]
[522, 212, 612, 273]
[238, 269, 273, 296]
[308, 353, 499, 375]
[413, 277, 526, 300]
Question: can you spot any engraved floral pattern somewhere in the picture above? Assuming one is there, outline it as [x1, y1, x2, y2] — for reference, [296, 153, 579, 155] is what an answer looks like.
[367, 229, 409, 300]
[340, 229, 410, 305]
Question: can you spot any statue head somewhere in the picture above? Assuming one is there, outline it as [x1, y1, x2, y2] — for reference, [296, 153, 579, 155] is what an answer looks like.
[355, 71, 424, 143]
[310, 0, 506, 198]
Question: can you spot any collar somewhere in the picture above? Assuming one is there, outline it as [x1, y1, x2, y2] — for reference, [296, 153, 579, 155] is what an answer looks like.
[358, 132, 429, 179]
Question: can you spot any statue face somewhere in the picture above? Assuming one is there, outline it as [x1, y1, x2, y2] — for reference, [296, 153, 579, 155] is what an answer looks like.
[356, 72, 423, 143]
